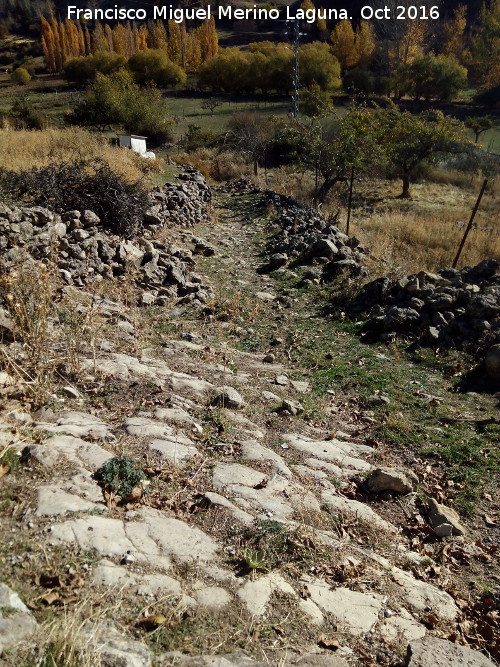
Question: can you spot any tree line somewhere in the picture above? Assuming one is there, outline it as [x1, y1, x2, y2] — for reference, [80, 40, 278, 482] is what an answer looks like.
[40, 16, 218, 73]
[195, 0, 498, 101]
[224, 106, 474, 200]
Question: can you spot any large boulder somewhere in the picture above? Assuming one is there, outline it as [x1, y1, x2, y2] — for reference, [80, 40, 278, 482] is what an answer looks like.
[405, 636, 495, 667]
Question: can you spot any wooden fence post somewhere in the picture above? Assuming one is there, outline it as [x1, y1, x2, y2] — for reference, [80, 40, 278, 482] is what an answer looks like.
[452, 179, 488, 269]
[346, 166, 354, 236]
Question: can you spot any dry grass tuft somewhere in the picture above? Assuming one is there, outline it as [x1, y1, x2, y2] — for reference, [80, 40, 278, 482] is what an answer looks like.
[172, 148, 251, 182]
[0, 256, 60, 398]
[356, 208, 500, 277]
[0, 127, 162, 183]
[18, 594, 130, 667]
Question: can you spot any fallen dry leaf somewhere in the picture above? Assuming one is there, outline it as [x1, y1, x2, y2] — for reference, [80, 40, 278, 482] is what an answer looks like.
[476, 620, 494, 641]
[42, 591, 61, 605]
[60, 594, 79, 605]
[67, 573, 85, 588]
[422, 613, 439, 629]
[124, 486, 143, 502]
[318, 635, 340, 650]
[0, 464, 10, 478]
[299, 585, 310, 599]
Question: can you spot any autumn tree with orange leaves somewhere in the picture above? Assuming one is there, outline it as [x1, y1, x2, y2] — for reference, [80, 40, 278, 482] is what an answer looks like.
[41, 17, 218, 73]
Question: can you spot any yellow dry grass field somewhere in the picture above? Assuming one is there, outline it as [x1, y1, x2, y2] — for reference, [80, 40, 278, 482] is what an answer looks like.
[0, 127, 162, 183]
[353, 179, 500, 276]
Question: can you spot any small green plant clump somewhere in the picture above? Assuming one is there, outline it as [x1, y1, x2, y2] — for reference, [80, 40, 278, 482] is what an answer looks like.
[10, 66, 31, 85]
[240, 548, 269, 572]
[238, 519, 296, 572]
[94, 456, 146, 498]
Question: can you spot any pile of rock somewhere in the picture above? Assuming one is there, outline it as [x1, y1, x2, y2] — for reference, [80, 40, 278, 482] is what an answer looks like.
[0, 170, 213, 306]
[144, 169, 212, 232]
[264, 192, 368, 281]
[350, 260, 500, 371]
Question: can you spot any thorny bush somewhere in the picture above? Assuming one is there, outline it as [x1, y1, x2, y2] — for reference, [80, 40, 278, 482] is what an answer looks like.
[0, 157, 149, 238]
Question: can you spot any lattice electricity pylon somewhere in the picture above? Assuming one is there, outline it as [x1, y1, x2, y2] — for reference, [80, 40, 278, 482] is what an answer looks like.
[285, 17, 305, 118]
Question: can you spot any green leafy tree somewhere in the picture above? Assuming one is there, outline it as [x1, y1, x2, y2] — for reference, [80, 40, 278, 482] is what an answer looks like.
[11, 66, 31, 85]
[475, 84, 500, 108]
[464, 115, 497, 142]
[68, 70, 126, 131]
[128, 49, 186, 87]
[198, 47, 251, 93]
[308, 106, 384, 202]
[343, 67, 375, 95]
[273, 106, 384, 202]
[376, 108, 469, 198]
[299, 83, 333, 117]
[68, 70, 174, 144]
[121, 86, 174, 143]
[396, 54, 468, 101]
[267, 49, 293, 94]
[10, 97, 45, 129]
[64, 52, 127, 85]
[468, 0, 500, 89]
[201, 98, 222, 115]
[299, 41, 341, 91]
[226, 112, 273, 175]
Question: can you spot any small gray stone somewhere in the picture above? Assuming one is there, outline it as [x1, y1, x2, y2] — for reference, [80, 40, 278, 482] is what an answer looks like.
[141, 291, 156, 306]
[156, 654, 266, 666]
[0, 583, 39, 653]
[81, 621, 151, 667]
[262, 390, 281, 401]
[280, 398, 304, 415]
[23, 444, 59, 467]
[0, 307, 14, 336]
[62, 385, 81, 399]
[211, 386, 245, 409]
[427, 497, 466, 536]
[268, 253, 288, 269]
[7, 410, 32, 425]
[81, 210, 100, 227]
[367, 467, 418, 495]
[117, 320, 136, 336]
[364, 395, 390, 407]
[255, 291, 275, 301]
[311, 238, 338, 259]
[432, 523, 454, 538]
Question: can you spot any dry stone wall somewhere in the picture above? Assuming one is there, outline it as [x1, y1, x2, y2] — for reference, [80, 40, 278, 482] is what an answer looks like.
[264, 190, 368, 281]
[0, 170, 212, 307]
[350, 260, 500, 378]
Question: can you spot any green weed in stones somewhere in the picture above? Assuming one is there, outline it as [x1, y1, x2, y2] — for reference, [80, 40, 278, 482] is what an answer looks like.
[200, 408, 228, 447]
[94, 456, 146, 499]
[0, 447, 21, 474]
[240, 548, 269, 573]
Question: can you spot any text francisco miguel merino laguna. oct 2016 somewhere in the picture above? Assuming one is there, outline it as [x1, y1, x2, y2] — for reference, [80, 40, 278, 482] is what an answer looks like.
[67, 4, 441, 24]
